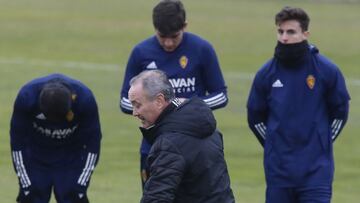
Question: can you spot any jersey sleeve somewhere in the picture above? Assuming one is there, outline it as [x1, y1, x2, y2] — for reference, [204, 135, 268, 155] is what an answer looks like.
[247, 69, 269, 146]
[326, 67, 350, 141]
[10, 91, 33, 189]
[199, 43, 228, 110]
[75, 93, 102, 190]
[120, 47, 143, 114]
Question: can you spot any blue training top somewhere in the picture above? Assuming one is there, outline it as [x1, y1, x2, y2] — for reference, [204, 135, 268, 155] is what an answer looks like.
[247, 45, 350, 187]
[10, 73, 101, 190]
[120, 32, 228, 154]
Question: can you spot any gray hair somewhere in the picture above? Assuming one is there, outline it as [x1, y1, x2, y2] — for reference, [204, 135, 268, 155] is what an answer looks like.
[130, 70, 175, 101]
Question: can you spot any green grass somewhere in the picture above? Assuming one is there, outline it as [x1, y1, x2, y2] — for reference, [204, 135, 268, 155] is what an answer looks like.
[0, 0, 359, 202]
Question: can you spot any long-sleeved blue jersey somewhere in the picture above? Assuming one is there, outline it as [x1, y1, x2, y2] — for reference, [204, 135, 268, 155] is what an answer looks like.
[10, 73, 101, 190]
[120, 32, 228, 155]
[247, 45, 350, 187]
[120, 32, 228, 113]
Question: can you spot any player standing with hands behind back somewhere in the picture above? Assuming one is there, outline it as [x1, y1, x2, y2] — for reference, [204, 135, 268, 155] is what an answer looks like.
[247, 6, 350, 203]
[120, 0, 228, 188]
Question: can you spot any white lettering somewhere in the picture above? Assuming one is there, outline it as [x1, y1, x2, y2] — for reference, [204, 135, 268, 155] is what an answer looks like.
[168, 77, 196, 94]
[187, 77, 195, 86]
[32, 122, 78, 140]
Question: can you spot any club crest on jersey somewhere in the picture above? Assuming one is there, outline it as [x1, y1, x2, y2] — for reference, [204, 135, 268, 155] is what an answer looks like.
[66, 110, 74, 122]
[179, 56, 188, 69]
[306, 75, 316, 89]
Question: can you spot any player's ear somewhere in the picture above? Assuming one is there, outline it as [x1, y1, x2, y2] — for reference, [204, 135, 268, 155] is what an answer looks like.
[183, 21, 188, 30]
[303, 30, 310, 39]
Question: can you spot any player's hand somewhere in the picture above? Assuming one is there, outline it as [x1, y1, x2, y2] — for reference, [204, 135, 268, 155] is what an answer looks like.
[68, 191, 89, 203]
[16, 187, 34, 203]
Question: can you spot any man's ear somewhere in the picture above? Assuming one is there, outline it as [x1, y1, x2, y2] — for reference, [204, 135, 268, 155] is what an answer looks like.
[303, 30, 310, 39]
[155, 93, 166, 109]
[183, 21, 188, 30]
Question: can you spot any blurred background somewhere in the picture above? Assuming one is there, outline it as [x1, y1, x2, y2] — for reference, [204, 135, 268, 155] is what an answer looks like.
[0, 0, 359, 202]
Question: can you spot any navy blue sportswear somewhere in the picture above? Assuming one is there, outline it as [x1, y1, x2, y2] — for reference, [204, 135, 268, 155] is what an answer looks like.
[247, 45, 350, 188]
[120, 32, 228, 155]
[10, 73, 101, 203]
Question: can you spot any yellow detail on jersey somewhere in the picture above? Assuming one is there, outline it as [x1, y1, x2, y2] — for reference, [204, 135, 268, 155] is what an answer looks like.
[306, 75, 316, 90]
[72, 94, 77, 101]
[66, 110, 74, 122]
[179, 56, 188, 69]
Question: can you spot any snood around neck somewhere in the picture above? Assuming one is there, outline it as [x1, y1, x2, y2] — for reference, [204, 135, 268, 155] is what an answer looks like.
[274, 40, 309, 66]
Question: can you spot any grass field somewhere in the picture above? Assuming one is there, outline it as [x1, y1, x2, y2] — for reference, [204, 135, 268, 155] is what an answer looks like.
[1, 0, 359, 202]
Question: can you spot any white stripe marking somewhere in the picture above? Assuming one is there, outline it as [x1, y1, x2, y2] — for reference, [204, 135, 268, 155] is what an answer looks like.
[255, 122, 266, 140]
[203, 93, 225, 103]
[120, 97, 133, 110]
[78, 153, 97, 186]
[207, 96, 228, 108]
[332, 119, 343, 140]
[13, 151, 31, 188]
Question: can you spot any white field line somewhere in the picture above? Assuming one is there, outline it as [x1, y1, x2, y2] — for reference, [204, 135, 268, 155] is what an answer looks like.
[1, 57, 359, 86]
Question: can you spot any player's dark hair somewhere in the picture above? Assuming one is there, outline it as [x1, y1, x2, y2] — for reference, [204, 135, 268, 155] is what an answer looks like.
[39, 80, 72, 122]
[275, 6, 310, 31]
[130, 70, 175, 102]
[152, 0, 186, 36]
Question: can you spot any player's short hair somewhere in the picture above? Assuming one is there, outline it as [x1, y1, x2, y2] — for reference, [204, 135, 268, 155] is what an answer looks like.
[130, 70, 175, 102]
[275, 6, 310, 31]
[152, 0, 186, 36]
[39, 80, 72, 122]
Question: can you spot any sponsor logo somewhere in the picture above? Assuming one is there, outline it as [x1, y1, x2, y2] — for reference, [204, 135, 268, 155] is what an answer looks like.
[32, 122, 78, 139]
[306, 75, 315, 89]
[272, 79, 283, 88]
[168, 77, 196, 93]
[179, 56, 188, 69]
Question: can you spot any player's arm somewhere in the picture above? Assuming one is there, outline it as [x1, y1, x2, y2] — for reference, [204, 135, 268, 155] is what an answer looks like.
[71, 93, 102, 201]
[247, 71, 268, 147]
[120, 47, 143, 114]
[199, 43, 228, 110]
[141, 138, 185, 203]
[326, 68, 350, 142]
[10, 92, 34, 201]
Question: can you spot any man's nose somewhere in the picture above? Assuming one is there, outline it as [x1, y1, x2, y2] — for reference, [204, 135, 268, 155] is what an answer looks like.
[164, 38, 174, 47]
[132, 109, 139, 117]
[280, 34, 289, 44]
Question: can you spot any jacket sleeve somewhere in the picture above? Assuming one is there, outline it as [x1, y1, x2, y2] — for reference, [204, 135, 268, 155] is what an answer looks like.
[199, 42, 228, 110]
[247, 70, 269, 147]
[326, 67, 350, 141]
[75, 93, 102, 190]
[141, 138, 186, 203]
[10, 91, 33, 190]
[120, 47, 143, 114]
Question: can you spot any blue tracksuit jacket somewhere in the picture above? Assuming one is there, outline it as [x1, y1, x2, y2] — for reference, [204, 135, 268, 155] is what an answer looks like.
[10, 73, 101, 191]
[247, 45, 350, 187]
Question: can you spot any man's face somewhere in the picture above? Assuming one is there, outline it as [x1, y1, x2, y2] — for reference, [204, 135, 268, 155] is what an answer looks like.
[277, 20, 309, 44]
[155, 29, 184, 52]
[128, 83, 162, 128]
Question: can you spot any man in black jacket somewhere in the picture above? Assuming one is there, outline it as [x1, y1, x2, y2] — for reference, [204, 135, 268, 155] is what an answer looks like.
[128, 70, 235, 203]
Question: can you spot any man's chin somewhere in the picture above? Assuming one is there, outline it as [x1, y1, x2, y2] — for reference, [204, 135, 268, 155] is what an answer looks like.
[140, 122, 150, 129]
[163, 47, 175, 52]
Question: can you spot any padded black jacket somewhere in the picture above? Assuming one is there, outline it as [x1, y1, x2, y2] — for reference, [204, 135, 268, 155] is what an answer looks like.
[140, 97, 235, 203]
